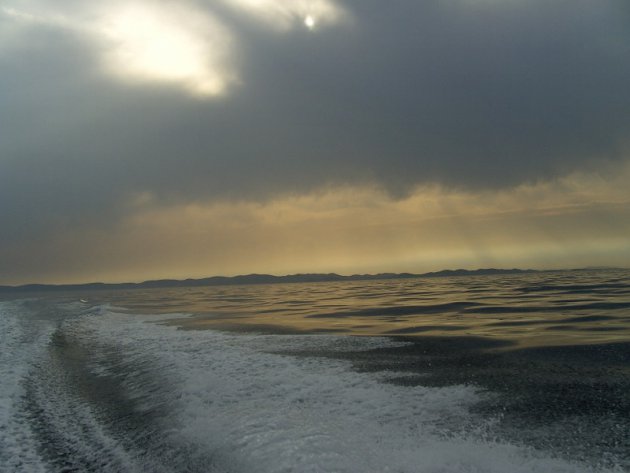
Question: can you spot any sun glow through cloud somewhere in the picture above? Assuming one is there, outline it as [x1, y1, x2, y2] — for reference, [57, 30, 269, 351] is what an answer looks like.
[1, 0, 346, 96]
[304, 15, 316, 29]
[99, 3, 235, 96]
[1, 1, 237, 97]
[220, 0, 346, 31]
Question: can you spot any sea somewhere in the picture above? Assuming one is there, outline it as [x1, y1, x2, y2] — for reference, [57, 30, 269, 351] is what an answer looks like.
[1, 269, 629, 472]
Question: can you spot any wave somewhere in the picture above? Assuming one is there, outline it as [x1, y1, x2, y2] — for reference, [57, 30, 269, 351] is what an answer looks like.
[465, 301, 630, 314]
[519, 283, 630, 294]
[307, 302, 483, 318]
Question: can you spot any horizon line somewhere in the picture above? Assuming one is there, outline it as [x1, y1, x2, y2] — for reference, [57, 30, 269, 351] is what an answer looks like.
[1, 266, 625, 291]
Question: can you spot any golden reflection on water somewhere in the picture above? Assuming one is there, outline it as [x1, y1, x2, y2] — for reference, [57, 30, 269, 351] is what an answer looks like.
[84, 269, 630, 350]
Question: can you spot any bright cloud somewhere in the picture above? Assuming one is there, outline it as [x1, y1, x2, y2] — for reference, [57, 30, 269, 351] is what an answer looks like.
[1, 1, 236, 97]
[99, 3, 235, 96]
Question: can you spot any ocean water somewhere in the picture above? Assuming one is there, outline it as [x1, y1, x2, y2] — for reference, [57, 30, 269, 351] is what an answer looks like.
[1, 269, 629, 472]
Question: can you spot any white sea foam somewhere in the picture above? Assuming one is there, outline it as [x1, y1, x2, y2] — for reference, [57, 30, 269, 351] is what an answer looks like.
[82, 307, 621, 473]
[0, 300, 50, 473]
[0, 301, 146, 473]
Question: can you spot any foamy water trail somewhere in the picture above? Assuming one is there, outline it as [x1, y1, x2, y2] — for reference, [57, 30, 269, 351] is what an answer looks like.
[0, 299, 625, 472]
[0, 301, 51, 473]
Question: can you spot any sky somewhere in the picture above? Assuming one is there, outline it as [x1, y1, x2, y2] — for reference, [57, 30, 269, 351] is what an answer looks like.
[1, 0, 630, 284]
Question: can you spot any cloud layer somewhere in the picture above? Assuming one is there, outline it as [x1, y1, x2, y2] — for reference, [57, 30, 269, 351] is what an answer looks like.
[3, 166, 630, 284]
[1, 0, 630, 282]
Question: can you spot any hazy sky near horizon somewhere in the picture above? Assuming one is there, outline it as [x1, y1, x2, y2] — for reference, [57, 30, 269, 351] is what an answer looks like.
[1, 0, 630, 284]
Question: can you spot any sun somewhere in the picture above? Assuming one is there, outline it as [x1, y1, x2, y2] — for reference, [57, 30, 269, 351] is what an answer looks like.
[304, 15, 316, 29]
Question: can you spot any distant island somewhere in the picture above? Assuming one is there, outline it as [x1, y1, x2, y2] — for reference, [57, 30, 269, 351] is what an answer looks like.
[0, 267, 580, 293]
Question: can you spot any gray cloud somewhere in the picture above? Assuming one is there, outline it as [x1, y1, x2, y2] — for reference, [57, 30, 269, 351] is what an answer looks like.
[1, 0, 630, 245]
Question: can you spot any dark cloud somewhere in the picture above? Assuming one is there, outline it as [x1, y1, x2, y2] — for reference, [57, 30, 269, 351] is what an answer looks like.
[1, 0, 630, 244]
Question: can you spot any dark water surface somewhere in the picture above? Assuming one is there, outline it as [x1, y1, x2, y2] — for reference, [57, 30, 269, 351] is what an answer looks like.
[1, 269, 629, 472]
